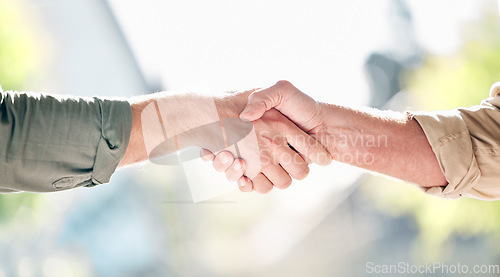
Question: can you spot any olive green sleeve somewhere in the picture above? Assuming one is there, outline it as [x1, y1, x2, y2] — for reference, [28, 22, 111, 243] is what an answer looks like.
[0, 90, 132, 193]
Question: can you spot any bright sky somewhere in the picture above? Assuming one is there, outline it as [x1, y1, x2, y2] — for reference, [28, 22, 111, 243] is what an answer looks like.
[108, 0, 489, 103]
[108, 0, 394, 104]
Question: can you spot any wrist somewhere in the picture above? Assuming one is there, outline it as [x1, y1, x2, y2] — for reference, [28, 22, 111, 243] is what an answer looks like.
[310, 103, 361, 160]
[214, 90, 254, 119]
[120, 89, 255, 166]
[118, 100, 149, 166]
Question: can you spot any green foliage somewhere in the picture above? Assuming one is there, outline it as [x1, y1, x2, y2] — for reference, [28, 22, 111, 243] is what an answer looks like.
[0, 0, 40, 220]
[406, 12, 500, 111]
[364, 177, 500, 261]
[0, 0, 36, 91]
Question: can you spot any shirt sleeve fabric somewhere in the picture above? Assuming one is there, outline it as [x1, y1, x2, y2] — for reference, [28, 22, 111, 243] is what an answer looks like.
[410, 82, 500, 200]
[0, 89, 132, 193]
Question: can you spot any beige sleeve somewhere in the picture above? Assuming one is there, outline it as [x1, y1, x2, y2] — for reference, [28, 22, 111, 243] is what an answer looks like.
[411, 95, 500, 200]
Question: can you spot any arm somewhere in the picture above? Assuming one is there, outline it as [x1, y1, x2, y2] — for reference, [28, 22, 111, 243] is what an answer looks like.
[0, 88, 328, 193]
[213, 80, 447, 189]
[118, 91, 228, 167]
[119, 89, 330, 193]
[120, 91, 258, 167]
[311, 103, 447, 187]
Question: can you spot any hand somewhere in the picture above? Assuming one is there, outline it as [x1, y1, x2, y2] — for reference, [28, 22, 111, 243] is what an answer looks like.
[240, 80, 335, 154]
[206, 81, 334, 188]
[201, 90, 331, 193]
[212, 80, 447, 190]
[121, 86, 328, 194]
[240, 80, 326, 133]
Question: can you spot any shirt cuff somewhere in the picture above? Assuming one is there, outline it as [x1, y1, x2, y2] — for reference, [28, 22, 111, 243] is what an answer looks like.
[84, 98, 132, 187]
[410, 110, 481, 199]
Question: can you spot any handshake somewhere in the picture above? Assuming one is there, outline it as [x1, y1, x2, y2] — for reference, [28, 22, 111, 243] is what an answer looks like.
[121, 80, 447, 194]
[199, 81, 333, 193]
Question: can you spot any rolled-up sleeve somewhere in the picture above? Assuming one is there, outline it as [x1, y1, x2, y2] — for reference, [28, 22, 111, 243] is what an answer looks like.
[0, 90, 132, 193]
[410, 82, 500, 200]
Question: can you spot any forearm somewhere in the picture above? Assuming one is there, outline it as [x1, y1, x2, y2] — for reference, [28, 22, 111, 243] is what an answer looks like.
[119, 90, 251, 167]
[318, 104, 447, 187]
[118, 98, 149, 166]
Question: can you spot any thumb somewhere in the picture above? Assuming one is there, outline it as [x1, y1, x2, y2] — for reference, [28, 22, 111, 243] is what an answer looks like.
[239, 86, 283, 121]
[239, 100, 268, 122]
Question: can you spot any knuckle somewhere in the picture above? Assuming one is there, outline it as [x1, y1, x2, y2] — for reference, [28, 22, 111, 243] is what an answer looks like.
[260, 117, 287, 134]
[302, 140, 317, 156]
[276, 176, 292, 189]
[276, 80, 292, 90]
[271, 119, 287, 130]
[256, 183, 273, 194]
[294, 166, 310, 180]
[267, 140, 281, 152]
[259, 153, 273, 166]
[225, 171, 236, 181]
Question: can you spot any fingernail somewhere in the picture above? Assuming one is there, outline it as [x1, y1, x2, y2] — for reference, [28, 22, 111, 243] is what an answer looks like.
[240, 106, 252, 121]
[241, 105, 251, 115]
[239, 116, 251, 123]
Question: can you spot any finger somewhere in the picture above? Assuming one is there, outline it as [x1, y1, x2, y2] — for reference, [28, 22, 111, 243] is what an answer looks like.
[276, 146, 310, 180]
[231, 127, 261, 180]
[238, 176, 253, 192]
[241, 81, 323, 134]
[285, 125, 332, 166]
[289, 142, 312, 164]
[212, 150, 234, 172]
[262, 164, 292, 190]
[298, 151, 313, 165]
[200, 148, 215, 162]
[252, 173, 274, 194]
[225, 158, 246, 182]
[240, 98, 269, 122]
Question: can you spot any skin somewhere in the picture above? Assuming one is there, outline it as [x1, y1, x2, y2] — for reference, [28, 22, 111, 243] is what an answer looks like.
[206, 80, 448, 190]
[118, 88, 330, 193]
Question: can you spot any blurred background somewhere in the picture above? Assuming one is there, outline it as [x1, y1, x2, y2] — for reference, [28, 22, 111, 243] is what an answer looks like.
[1, 0, 500, 276]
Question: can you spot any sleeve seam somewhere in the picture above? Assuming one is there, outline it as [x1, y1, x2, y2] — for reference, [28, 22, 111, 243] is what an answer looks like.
[431, 129, 469, 149]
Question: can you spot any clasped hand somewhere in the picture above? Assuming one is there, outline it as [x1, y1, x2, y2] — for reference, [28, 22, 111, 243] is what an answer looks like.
[201, 81, 332, 193]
